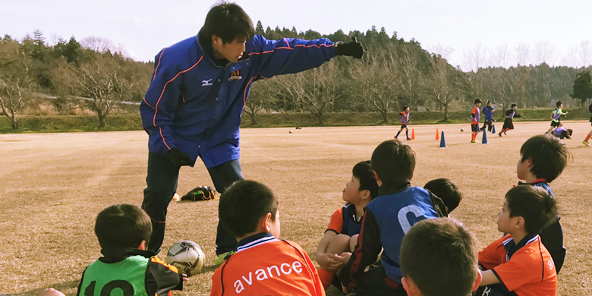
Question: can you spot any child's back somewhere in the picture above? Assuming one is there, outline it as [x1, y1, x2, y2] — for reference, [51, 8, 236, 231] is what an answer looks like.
[77, 204, 183, 296]
[212, 234, 323, 295]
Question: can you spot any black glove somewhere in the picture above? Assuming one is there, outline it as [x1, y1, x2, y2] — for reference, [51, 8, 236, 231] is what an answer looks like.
[334, 37, 364, 59]
[166, 148, 193, 167]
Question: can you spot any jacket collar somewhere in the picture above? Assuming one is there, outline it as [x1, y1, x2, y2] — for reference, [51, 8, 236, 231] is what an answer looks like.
[377, 181, 411, 196]
[503, 234, 539, 259]
[99, 247, 155, 263]
[236, 233, 278, 253]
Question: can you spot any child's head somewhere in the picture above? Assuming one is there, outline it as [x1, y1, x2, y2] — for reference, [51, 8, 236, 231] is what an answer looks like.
[95, 204, 152, 250]
[556, 101, 563, 108]
[343, 161, 379, 205]
[518, 134, 568, 182]
[560, 129, 573, 139]
[498, 186, 558, 235]
[400, 218, 480, 296]
[424, 178, 462, 215]
[486, 101, 492, 107]
[511, 103, 517, 109]
[403, 106, 410, 112]
[474, 98, 482, 106]
[371, 140, 415, 185]
[219, 180, 280, 239]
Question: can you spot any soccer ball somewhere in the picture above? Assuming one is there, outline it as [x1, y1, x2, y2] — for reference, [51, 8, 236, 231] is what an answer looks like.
[166, 240, 205, 275]
[460, 128, 464, 132]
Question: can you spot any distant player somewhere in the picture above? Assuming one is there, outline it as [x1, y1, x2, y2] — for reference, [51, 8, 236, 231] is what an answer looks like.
[498, 104, 522, 137]
[470, 99, 482, 143]
[476, 186, 557, 296]
[210, 180, 325, 295]
[551, 127, 572, 139]
[315, 161, 378, 290]
[481, 101, 495, 132]
[394, 106, 411, 140]
[583, 103, 592, 146]
[546, 101, 568, 134]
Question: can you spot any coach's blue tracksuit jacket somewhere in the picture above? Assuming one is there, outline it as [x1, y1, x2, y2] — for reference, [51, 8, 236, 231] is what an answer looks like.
[339, 183, 446, 290]
[141, 35, 336, 168]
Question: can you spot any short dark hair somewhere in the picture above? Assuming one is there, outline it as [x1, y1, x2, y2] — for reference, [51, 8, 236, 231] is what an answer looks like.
[511, 103, 517, 108]
[424, 178, 462, 214]
[371, 140, 415, 185]
[402, 106, 409, 111]
[556, 101, 562, 108]
[353, 161, 379, 199]
[199, 2, 255, 43]
[219, 180, 278, 238]
[520, 134, 568, 182]
[401, 218, 478, 296]
[486, 100, 491, 105]
[506, 186, 558, 234]
[474, 98, 482, 104]
[95, 204, 152, 249]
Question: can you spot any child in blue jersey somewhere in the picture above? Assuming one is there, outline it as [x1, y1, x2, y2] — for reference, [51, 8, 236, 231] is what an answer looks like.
[77, 204, 184, 296]
[546, 101, 568, 134]
[315, 161, 379, 290]
[470, 99, 482, 143]
[516, 134, 569, 273]
[481, 101, 495, 132]
[551, 127, 572, 139]
[337, 140, 446, 296]
[395, 106, 411, 140]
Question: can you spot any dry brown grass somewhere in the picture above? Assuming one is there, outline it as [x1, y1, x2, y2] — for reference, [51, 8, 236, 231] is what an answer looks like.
[1, 120, 590, 295]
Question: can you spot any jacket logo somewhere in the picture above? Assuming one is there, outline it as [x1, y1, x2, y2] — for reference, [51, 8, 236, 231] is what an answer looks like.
[228, 70, 242, 82]
[202, 79, 213, 86]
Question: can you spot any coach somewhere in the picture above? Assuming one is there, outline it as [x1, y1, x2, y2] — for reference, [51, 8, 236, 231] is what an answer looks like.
[140, 2, 364, 263]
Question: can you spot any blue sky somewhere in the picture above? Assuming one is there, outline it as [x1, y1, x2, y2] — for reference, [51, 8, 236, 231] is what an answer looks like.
[2, 0, 592, 70]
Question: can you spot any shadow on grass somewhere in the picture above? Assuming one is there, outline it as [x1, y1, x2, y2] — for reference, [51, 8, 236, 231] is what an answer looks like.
[14, 280, 80, 296]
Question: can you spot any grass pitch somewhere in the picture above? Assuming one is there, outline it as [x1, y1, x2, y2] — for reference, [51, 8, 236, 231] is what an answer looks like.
[1, 120, 590, 295]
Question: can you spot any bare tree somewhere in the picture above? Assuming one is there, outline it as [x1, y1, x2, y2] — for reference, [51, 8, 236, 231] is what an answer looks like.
[514, 42, 531, 66]
[281, 61, 339, 125]
[399, 43, 423, 108]
[80, 36, 130, 58]
[577, 40, 592, 68]
[76, 56, 133, 127]
[243, 78, 277, 125]
[533, 41, 556, 66]
[350, 45, 400, 123]
[427, 54, 460, 121]
[0, 40, 35, 130]
[490, 43, 511, 68]
[47, 57, 79, 114]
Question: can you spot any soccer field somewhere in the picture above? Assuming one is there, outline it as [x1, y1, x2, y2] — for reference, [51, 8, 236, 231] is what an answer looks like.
[1, 121, 590, 295]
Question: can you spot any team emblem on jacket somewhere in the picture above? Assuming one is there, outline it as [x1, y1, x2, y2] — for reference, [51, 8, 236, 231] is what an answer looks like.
[202, 79, 213, 86]
[228, 70, 242, 82]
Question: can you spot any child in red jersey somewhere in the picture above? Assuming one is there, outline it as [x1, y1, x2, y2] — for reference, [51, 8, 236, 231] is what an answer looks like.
[583, 103, 592, 146]
[210, 180, 325, 296]
[395, 106, 411, 140]
[470, 99, 482, 143]
[315, 161, 378, 290]
[476, 186, 557, 296]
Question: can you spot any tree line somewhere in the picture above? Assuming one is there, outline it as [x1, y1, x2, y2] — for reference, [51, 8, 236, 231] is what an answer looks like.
[1, 25, 592, 129]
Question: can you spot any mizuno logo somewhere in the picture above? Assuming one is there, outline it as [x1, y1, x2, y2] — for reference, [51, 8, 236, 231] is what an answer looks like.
[202, 79, 213, 86]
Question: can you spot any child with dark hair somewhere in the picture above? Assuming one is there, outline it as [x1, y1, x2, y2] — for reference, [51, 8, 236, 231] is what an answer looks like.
[395, 106, 411, 140]
[471, 99, 482, 143]
[477, 186, 558, 296]
[424, 178, 462, 215]
[400, 218, 481, 296]
[77, 204, 184, 296]
[338, 140, 446, 296]
[316, 161, 379, 290]
[516, 134, 568, 273]
[481, 101, 496, 132]
[499, 104, 522, 137]
[583, 103, 592, 146]
[546, 101, 568, 134]
[551, 127, 573, 139]
[210, 180, 324, 295]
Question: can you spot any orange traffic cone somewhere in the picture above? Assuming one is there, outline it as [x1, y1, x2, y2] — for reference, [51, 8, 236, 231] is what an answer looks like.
[436, 129, 440, 140]
[411, 129, 416, 140]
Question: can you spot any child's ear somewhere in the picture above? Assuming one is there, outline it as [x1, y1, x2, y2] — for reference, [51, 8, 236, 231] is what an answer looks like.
[514, 216, 525, 230]
[360, 189, 371, 200]
[261, 212, 273, 233]
[138, 240, 146, 250]
[401, 277, 420, 295]
[373, 170, 381, 183]
[473, 269, 483, 291]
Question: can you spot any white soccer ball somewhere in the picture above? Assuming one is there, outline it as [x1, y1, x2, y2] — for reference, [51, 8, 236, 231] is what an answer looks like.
[460, 128, 464, 132]
[166, 240, 205, 275]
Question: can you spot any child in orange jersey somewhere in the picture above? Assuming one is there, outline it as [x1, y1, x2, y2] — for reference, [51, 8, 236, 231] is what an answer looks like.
[583, 103, 592, 146]
[315, 161, 379, 290]
[476, 186, 557, 296]
[470, 99, 482, 143]
[210, 180, 325, 296]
